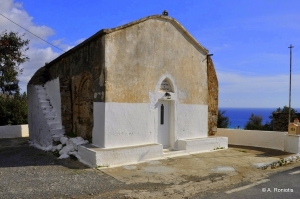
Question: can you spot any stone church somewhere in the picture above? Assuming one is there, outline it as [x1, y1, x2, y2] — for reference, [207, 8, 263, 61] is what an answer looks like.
[28, 14, 227, 167]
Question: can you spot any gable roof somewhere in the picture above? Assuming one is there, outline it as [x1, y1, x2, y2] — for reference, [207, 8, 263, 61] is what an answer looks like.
[48, 15, 209, 66]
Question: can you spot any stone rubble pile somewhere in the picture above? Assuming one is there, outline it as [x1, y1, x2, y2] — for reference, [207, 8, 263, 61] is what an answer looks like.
[252, 153, 300, 170]
[29, 136, 88, 159]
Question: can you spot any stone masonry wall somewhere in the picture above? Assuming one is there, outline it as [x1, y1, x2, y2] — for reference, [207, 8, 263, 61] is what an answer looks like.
[29, 36, 105, 140]
[207, 56, 218, 135]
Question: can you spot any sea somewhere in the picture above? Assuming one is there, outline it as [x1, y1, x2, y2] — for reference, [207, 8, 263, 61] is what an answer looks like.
[219, 107, 300, 129]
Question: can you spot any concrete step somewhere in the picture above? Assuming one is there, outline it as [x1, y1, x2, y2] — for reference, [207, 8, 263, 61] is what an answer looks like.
[47, 121, 61, 129]
[163, 149, 187, 158]
[45, 116, 56, 120]
[44, 111, 56, 117]
[37, 90, 47, 94]
[40, 101, 50, 107]
[38, 94, 49, 100]
[41, 106, 53, 112]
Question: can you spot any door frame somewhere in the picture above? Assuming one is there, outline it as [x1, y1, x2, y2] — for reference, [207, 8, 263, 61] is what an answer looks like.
[157, 98, 175, 149]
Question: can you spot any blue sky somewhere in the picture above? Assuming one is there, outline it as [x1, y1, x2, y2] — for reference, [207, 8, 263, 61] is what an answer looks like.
[1, 0, 300, 108]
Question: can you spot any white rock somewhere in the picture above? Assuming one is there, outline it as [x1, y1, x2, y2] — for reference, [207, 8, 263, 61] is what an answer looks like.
[51, 146, 57, 152]
[60, 136, 68, 145]
[56, 144, 62, 150]
[69, 137, 88, 150]
[59, 144, 74, 155]
[69, 151, 79, 158]
[58, 153, 70, 159]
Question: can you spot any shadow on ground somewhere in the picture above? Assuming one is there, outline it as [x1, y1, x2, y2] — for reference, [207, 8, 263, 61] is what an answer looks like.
[0, 137, 88, 169]
[229, 144, 293, 158]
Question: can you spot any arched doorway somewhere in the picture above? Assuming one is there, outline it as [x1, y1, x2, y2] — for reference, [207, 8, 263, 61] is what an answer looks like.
[73, 73, 93, 141]
[157, 78, 174, 149]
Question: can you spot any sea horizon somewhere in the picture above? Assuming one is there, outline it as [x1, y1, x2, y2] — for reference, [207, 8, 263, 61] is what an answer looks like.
[218, 107, 300, 129]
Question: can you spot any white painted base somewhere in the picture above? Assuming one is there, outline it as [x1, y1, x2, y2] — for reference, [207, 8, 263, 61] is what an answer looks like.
[0, 124, 29, 138]
[78, 143, 163, 167]
[284, 135, 300, 153]
[178, 136, 228, 153]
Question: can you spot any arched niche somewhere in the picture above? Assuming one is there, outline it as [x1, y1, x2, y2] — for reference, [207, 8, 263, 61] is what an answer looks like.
[72, 72, 93, 141]
[159, 78, 174, 93]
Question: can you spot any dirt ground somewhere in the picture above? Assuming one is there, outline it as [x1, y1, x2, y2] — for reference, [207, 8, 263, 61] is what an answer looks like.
[0, 137, 299, 199]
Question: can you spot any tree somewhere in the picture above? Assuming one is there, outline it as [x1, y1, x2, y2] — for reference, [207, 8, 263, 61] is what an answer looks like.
[244, 114, 264, 130]
[0, 31, 29, 95]
[0, 92, 28, 125]
[217, 110, 231, 128]
[0, 31, 29, 125]
[244, 114, 272, 131]
[269, 106, 299, 131]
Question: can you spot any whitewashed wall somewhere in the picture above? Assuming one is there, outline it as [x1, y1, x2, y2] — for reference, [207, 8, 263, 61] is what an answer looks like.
[0, 124, 29, 138]
[28, 78, 62, 147]
[27, 85, 52, 146]
[93, 102, 156, 148]
[44, 78, 62, 129]
[176, 104, 208, 140]
[92, 102, 208, 149]
[217, 128, 287, 150]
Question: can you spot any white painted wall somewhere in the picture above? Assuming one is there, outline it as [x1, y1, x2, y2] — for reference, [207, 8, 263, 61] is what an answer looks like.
[92, 101, 208, 149]
[92, 102, 105, 147]
[28, 78, 63, 147]
[217, 128, 287, 150]
[27, 85, 53, 146]
[284, 135, 300, 153]
[0, 124, 29, 138]
[44, 78, 62, 128]
[176, 104, 208, 140]
[79, 143, 163, 167]
[104, 102, 155, 148]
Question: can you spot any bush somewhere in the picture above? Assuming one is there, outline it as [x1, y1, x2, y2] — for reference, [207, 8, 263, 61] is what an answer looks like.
[244, 114, 272, 131]
[0, 92, 28, 125]
[217, 110, 231, 128]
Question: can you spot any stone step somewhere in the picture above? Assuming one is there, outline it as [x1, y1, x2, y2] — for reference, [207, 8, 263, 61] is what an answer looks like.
[47, 121, 61, 129]
[163, 149, 187, 158]
[45, 115, 56, 120]
[41, 106, 53, 112]
[36, 89, 47, 94]
[50, 128, 65, 136]
[40, 101, 51, 107]
[38, 94, 49, 100]
[44, 111, 56, 117]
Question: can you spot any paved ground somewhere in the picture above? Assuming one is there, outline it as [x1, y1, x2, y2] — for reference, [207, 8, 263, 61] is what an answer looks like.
[0, 137, 299, 199]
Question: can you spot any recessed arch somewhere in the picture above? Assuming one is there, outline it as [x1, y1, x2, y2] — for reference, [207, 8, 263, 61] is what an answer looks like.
[159, 77, 174, 93]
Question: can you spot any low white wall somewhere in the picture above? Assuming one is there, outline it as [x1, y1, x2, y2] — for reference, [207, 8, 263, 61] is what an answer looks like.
[217, 128, 287, 151]
[0, 124, 29, 138]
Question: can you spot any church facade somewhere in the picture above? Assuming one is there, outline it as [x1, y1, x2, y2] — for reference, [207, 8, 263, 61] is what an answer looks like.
[28, 15, 227, 167]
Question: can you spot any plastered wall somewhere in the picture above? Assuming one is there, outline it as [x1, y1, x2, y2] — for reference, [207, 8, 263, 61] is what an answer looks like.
[27, 85, 52, 147]
[44, 78, 62, 128]
[104, 18, 208, 104]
